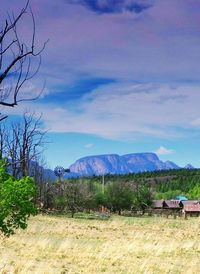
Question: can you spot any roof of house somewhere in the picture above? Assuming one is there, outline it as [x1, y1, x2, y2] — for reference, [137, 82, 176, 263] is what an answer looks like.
[181, 200, 200, 205]
[153, 200, 164, 208]
[163, 200, 181, 209]
[183, 203, 200, 212]
[153, 199, 200, 210]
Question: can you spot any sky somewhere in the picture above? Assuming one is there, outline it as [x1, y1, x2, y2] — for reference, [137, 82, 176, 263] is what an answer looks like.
[1, 0, 200, 169]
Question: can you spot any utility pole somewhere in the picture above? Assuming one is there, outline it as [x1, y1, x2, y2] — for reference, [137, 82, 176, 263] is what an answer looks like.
[101, 174, 105, 213]
[102, 174, 105, 194]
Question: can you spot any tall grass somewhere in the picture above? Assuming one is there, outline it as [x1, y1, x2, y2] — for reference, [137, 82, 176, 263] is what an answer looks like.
[0, 215, 199, 273]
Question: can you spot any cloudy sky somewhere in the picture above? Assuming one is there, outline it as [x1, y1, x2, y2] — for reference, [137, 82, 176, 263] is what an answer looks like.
[1, 0, 200, 168]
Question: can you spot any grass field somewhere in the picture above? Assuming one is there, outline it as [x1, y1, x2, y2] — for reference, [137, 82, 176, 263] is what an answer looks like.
[0, 214, 199, 274]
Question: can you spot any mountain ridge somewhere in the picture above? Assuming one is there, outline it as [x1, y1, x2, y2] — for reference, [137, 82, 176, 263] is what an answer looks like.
[69, 152, 185, 176]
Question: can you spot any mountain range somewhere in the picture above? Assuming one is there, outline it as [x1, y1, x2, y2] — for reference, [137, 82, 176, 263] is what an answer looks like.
[68, 152, 194, 177]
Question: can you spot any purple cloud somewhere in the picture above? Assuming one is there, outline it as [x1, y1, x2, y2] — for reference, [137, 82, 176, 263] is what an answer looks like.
[1, 0, 200, 142]
[69, 0, 155, 14]
[1, 0, 200, 87]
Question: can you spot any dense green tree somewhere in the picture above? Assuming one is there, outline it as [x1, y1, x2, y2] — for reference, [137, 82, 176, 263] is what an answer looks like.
[0, 160, 37, 236]
[106, 181, 134, 215]
[155, 190, 183, 200]
[95, 191, 108, 208]
[53, 180, 97, 217]
[189, 185, 200, 199]
[132, 184, 153, 213]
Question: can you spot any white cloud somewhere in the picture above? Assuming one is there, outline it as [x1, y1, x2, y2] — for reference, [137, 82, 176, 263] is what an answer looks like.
[190, 118, 200, 127]
[4, 82, 200, 141]
[18, 82, 49, 100]
[84, 143, 94, 149]
[155, 146, 175, 155]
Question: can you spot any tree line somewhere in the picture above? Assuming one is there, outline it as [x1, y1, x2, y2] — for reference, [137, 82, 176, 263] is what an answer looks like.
[39, 168, 200, 217]
[42, 178, 153, 217]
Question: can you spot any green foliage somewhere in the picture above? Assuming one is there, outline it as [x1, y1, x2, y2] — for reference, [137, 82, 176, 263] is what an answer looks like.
[154, 171, 200, 199]
[41, 168, 200, 216]
[105, 181, 134, 214]
[155, 190, 184, 200]
[132, 184, 153, 211]
[52, 180, 97, 217]
[95, 191, 108, 207]
[0, 160, 37, 237]
[188, 184, 200, 199]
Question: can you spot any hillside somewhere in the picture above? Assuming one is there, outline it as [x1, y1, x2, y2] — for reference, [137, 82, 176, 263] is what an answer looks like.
[66, 168, 200, 200]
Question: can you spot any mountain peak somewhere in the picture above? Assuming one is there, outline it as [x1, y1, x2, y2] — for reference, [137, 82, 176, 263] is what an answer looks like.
[184, 164, 195, 169]
[69, 152, 181, 176]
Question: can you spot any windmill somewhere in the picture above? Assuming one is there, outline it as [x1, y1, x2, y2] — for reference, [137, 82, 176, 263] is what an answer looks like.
[54, 166, 70, 181]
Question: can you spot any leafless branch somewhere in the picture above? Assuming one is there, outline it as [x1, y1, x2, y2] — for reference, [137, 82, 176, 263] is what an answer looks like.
[3, 111, 47, 177]
[0, 0, 48, 113]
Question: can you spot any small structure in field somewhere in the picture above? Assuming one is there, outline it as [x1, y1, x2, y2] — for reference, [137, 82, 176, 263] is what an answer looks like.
[153, 199, 200, 218]
[153, 200, 164, 209]
[180, 200, 200, 218]
[175, 195, 188, 201]
[163, 200, 180, 209]
[163, 200, 181, 218]
[153, 200, 181, 217]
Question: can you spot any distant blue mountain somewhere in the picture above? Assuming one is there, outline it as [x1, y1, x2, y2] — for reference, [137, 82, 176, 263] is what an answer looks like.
[184, 164, 195, 170]
[69, 153, 182, 176]
[6, 153, 195, 179]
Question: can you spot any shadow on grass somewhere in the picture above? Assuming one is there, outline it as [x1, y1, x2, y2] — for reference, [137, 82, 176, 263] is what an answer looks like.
[74, 212, 111, 220]
[41, 210, 111, 220]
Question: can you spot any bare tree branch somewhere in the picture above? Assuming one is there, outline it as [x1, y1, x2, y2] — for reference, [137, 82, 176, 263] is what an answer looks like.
[2, 111, 47, 177]
[0, 0, 48, 113]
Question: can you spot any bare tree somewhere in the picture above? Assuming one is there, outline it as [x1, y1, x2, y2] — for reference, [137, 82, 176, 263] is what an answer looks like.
[6, 122, 20, 177]
[30, 155, 51, 205]
[0, 122, 7, 159]
[0, 0, 47, 121]
[5, 112, 47, 177]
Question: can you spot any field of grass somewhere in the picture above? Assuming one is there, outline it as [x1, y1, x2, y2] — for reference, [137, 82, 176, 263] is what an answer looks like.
[0, 214, 200, 274]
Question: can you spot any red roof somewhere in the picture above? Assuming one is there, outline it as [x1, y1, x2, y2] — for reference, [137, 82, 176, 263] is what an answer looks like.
[183, 203, 200, 212]
[153, 200, 164, 208]
[164, 200, 180, 208]
[181, 200, 199, 205]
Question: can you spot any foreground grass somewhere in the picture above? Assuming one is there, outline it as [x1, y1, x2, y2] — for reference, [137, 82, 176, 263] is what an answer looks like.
[0, 214, 200, 274]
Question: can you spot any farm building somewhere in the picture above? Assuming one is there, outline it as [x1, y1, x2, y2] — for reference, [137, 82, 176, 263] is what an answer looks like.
[152, 200, 181, 217]
[152, 199, 200, 217]
[163, 200, 180, 209]
[153, 200, 164, 209]
[180, 200, 200, 207]
[153, 199, 181, 210]
[180, 200, 200, 217]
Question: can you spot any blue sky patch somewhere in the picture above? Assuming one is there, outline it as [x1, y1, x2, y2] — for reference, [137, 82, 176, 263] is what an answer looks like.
[39, 77, 115, 105]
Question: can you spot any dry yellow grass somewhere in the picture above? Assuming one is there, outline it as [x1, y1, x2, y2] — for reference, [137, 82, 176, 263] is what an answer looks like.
[0, 214, 200, 274]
